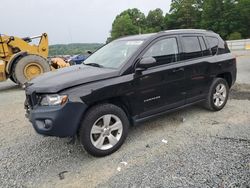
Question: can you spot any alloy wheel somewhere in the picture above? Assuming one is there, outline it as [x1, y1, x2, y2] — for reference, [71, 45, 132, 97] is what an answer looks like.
[90, 114, 123, 150]
[213, 83, 227, 107]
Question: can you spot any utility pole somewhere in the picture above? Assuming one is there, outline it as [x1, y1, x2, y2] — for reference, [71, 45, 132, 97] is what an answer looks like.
[136, 18, 141, 34]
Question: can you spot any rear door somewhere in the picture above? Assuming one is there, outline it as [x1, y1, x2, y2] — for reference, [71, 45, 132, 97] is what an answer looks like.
[133, 36, 186, 118]
[180, 35, 212, 103]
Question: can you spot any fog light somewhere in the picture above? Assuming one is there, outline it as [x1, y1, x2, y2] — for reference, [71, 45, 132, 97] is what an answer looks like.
[36, 119, 53, 130]
[44, 119, 53, 129]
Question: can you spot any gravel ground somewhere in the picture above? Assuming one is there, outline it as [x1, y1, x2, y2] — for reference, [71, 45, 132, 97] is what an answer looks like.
[0, 52, 249, 188]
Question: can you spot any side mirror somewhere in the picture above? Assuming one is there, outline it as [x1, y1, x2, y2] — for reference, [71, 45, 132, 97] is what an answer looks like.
[137, 57, 156, 69]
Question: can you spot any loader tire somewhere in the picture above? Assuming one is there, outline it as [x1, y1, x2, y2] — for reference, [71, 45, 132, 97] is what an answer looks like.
[13, 55, 50, 85]
[9, 75, 17, 84]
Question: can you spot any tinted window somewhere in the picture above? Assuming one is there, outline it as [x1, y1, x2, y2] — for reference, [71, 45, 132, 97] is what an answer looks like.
[143, 38, 179, 65]
[218, 40, 230, 54]
[206, 36, 219, 55]
[182, 36, 202, 60]
[198, 36, 210, 56]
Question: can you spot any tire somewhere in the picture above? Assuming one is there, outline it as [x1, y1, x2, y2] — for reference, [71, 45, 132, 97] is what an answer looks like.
[9, 75, 17, 84]
[13, 55, 50, 85]
[79, 103, 129, 157]
[204, 78, 229, 111]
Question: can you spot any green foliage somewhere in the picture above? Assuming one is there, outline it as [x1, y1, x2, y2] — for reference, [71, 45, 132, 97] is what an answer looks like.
[111, 14, 139, 39]
[228, 32, 242, 40]
[49, 43, 103, 56]
[111, 8, 145, 40]
[110, 8, 165, 40]
[119, 8, 146, 26]
[236, 0, 250, 38]
[109, 0, 250, 41]
[169, 0, 203, 29]
[201, 0, 240, 39]
[146, 9, 165, 32]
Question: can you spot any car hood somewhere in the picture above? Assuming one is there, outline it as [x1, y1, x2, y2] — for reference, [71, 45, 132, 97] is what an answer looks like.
[26, 65, 119, 93]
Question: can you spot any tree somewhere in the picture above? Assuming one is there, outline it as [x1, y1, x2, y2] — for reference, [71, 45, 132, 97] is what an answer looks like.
[228, 32, 242, 40]
[111, 14, 138, 40]
[110, 9, 145, 40]
[108, 1, 250, 42]
[236, 0, 250, 38]
[145, 8, 165, 32]
[168, 0, 203, 29]
[201, 0, 241, 39]
[119, 8, 146, 28]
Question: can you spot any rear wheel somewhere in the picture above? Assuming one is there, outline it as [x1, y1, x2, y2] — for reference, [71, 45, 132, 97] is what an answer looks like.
[13, 55, 50, 85]
[204, 78, 229, 111]
[79, 104, 129, 157]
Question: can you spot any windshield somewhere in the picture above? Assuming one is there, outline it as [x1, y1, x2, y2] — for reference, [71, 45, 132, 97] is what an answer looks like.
[84, 40, 144, 69]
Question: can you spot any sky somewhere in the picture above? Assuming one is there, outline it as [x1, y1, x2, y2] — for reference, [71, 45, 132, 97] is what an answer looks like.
[1, 0, 171, 44]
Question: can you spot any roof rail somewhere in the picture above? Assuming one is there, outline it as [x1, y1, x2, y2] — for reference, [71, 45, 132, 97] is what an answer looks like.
[163, 29, 213, 33]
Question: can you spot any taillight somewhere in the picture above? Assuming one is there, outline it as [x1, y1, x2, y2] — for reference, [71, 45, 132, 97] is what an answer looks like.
[232, 58, 237, 64]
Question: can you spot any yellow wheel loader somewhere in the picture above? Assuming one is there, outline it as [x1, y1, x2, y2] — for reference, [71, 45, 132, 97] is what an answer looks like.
[0, 33, 69, 86]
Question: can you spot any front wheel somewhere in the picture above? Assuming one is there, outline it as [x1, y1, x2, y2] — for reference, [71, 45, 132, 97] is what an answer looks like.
[79, 104, 129, 157]
[204, 78, 229, 111]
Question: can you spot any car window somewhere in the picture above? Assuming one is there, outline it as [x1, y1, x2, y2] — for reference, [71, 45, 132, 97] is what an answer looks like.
[182, 36, 202, 60]
[84, 40, 144, 69]
[218, 40, 230, 55]
[143, 37, 179, 65]
[198, 36, 211, 56]
[206, 36, 219, 55]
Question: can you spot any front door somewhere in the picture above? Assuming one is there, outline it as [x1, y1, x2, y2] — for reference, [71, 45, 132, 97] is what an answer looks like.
[134, 36, 186, 119]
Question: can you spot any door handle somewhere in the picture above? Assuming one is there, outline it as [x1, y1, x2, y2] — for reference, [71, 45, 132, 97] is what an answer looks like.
[172, 67, 184, 73]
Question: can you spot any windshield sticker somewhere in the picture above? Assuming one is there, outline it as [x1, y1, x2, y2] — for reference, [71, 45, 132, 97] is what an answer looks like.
[126, 41, 143, 45]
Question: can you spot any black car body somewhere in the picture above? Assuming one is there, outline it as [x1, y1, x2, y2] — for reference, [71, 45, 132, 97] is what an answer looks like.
[25, 29, 236, 156]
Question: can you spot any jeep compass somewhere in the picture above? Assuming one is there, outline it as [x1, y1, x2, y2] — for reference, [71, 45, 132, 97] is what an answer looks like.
[25, 29, 237, 157]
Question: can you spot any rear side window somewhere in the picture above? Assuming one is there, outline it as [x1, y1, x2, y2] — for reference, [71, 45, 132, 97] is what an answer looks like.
[143, 37, 179, 65]
[198, 36, 210, 56]
[218, 41, 231, 54]
[182, 36, 202, 60]
[206, 36, 219, 55]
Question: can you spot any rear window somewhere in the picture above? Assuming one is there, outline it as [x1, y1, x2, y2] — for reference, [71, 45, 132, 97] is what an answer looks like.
[182, 36, 202, 60]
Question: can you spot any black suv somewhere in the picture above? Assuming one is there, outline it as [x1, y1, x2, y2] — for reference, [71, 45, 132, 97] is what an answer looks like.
[25, 29, 237, 157]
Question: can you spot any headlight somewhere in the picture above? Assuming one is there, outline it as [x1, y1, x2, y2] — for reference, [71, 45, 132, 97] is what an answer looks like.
[40, 94, 68, 106]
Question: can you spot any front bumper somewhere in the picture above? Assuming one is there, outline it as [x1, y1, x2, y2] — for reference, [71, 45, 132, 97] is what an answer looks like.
[25, 101, 87, 137]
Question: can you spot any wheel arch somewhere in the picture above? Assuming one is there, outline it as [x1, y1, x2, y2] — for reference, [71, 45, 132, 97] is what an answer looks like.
[84, 96, 133, 125]
[6, 52, 27, 74]
[216, 72, 233, 88]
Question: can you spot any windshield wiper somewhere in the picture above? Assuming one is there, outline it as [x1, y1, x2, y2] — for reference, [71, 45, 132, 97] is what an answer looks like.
[84, 63, 103, 68]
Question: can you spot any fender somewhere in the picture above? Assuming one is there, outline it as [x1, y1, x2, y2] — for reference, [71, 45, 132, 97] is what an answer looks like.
[6, 51, 27, 74]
